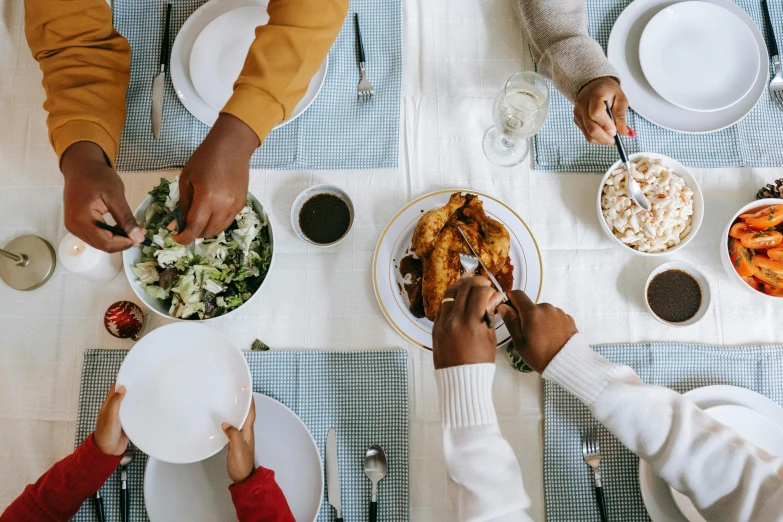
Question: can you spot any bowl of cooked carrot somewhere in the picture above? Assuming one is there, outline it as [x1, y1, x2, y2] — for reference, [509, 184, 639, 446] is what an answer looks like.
[722, 199, 783, 299]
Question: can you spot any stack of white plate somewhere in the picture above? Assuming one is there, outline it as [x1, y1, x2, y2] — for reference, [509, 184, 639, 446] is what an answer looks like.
[638, 385, 783, 521]
[608, 0, 768, 133]
[170, 0, 328, 127]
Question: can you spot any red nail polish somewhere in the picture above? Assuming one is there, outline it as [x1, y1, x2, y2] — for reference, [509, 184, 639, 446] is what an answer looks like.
[628, 126, 636, 139]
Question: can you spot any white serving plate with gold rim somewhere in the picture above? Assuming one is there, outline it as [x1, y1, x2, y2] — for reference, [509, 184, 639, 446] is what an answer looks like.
[373, 189, 543, 350]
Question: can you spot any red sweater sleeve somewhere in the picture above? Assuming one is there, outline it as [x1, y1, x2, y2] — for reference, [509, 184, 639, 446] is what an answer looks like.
[229, 467, 295, 522]
[0, 433, 121, 522]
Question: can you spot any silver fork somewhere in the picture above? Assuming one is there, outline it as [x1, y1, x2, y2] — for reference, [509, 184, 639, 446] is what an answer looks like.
[762, 0, 783, 108]
[355, 14, 374, 101]
[458, 253, 493, 328]
[582, 431, 609, 522]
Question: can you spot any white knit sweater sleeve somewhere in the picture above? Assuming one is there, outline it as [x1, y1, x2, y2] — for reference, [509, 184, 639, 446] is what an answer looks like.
[435, 364, 533, 522]
[543, 333, 783, 522]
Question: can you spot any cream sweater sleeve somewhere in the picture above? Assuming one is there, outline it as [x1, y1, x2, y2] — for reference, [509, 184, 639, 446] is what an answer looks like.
[544, 334, 783, 522]
[515, 0, 618, 101]
[435, 364, 532, 522]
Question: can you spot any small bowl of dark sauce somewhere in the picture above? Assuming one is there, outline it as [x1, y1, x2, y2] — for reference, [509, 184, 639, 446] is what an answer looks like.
[291, 184, 354, 247]
[645, 262, 711, 327]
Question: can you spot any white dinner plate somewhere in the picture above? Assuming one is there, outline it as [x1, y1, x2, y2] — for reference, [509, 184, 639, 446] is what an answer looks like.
[144, 393, 323, 522]
[639, 1, 759, 112]
[638, 385, 783, 521]
[170, 0, 328, 127]
[670, 404, 783, 522]
[116, 323, 252, 464]
[373, 189, 543, 350]
[190, 7, 270, 112]
[608, 0, 768, 133]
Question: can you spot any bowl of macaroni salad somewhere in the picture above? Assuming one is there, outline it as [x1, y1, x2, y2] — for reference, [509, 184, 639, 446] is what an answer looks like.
[597, 153, 704, 256]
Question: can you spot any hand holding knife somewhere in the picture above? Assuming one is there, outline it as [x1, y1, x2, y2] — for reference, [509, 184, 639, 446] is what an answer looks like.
[151, 3, 172, 139]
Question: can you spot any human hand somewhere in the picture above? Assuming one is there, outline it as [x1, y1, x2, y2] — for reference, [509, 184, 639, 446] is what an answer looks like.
[61, 142, 146, 253]
[498, 291, 578, 373]
[173, 114, 259, 244]
[574, 77, 632, 146]
[94, 383, 129, 456]
[222, 397, 256, 484]
[432, 277, 506, 370]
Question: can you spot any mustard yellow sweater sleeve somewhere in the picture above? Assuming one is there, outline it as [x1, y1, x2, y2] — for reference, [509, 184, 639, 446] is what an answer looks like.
[24, 0, 131, 168]
[221, 0, 349, 143]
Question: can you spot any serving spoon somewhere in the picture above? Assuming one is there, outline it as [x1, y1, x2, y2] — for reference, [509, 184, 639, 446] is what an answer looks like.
[604, 101, 650, 211]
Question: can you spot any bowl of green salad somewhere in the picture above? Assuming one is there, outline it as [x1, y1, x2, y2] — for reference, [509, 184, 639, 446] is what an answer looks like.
[123, 177, 275, 321]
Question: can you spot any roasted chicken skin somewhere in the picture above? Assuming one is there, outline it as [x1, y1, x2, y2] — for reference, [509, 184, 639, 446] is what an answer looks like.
[413, 193, 513, 321]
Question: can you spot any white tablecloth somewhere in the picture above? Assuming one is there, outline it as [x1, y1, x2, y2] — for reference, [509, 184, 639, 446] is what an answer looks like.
[1, 0, 783, 518]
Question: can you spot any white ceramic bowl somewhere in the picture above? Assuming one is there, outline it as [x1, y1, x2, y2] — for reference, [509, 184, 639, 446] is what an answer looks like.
[290, 184, 355, 247]
[597, 152, 704, 257]
[644, 261, 712, 327]
[115, 322, 252, 464]
[123, 192, 275, 320]
[720, 198, 783, 300]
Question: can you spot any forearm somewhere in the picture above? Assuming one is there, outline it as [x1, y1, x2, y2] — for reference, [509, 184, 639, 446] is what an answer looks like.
[515, 0, 617, 101]
[23, 0, 131, 168]
[0, 433, 121, 522]
[544, 334, 783, 521]
[436, 364, 532, 522]
[229, 467, 295, 522]
[221, 0, 349, 143]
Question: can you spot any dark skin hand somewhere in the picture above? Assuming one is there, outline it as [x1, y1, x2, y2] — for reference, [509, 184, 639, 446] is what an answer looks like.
[498, 290, 578, 373]
[61, 142, 146, 253]
[173, 113, 260, 244]
[432, 277, 505, 370]
[574, 77, 631, 146]
[222, 397, 257, 484]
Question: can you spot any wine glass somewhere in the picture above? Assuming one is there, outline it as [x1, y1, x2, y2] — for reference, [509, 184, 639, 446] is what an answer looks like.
[483, 71, 550, 167]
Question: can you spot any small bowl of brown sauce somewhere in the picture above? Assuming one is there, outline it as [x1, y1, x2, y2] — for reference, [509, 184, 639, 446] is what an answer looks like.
[644, 261, 711, 327]
[291, 184, 354, 247]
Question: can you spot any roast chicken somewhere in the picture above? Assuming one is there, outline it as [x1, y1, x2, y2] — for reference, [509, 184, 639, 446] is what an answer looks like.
[411, 193, 513, 320]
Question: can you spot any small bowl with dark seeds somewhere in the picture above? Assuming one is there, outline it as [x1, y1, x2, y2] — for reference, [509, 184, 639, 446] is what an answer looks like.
[291, 184, 354, 247]
[644, 261, 711, 327]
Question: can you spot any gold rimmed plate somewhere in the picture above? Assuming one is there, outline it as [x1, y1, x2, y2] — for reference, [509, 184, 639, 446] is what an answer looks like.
[373, 189, 543, 350]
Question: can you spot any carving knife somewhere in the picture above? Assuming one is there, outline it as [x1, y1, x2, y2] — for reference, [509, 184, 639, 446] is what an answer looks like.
[457, 226, 511, 305]
[326, 428, 343, 521]
[151, 3, 172, 139]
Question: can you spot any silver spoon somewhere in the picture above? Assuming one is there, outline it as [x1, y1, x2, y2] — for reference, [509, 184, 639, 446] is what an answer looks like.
[604, 101, 650, 211]
[364, 445, 387, 522]
[120, 446, 135, 522]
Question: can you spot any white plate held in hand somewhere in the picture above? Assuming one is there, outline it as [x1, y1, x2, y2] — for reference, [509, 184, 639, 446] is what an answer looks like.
[144, 393, 323, 522]
[116, 323, 253, 464]
[639, 1, 759, 112]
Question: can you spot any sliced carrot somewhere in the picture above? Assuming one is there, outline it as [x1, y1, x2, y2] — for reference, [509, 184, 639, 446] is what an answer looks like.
[728, 237, 754, 277]
[742, 205, 783, 231]
[730, 222, 753, 239]
[768, 247, 783, 262]
[752, 255, 783, 287]
[740, 206, 770, 220]
[742, 276, 764, 292]
[764, 284, 783, 297]
[741, 230, 783, 250]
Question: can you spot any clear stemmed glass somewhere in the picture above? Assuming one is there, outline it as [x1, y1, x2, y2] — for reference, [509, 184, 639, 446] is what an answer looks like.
[483, 71, 550, 167]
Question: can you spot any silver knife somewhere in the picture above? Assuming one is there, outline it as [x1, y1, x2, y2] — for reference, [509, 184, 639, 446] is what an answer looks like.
[457, 226, 510, 304]
[151, 3, 172, 140]
[326, 428, 343, 521]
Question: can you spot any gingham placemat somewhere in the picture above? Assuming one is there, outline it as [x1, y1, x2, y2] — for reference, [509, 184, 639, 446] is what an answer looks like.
[543, 342, 783, 522]
[72, 349, 409, 522]
[112, 0, 401, 172]
[532, 0, 783, 172]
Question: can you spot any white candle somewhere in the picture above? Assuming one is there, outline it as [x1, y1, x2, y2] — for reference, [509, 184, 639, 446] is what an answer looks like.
[58, 233, 122, 282]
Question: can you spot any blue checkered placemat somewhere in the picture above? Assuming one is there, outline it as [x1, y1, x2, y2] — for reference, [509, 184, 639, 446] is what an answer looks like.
[73, 349, 409, 522]
[112, 0, 401, 172]
[533, 0, 783, 172]
[543, 343, 783, 521]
